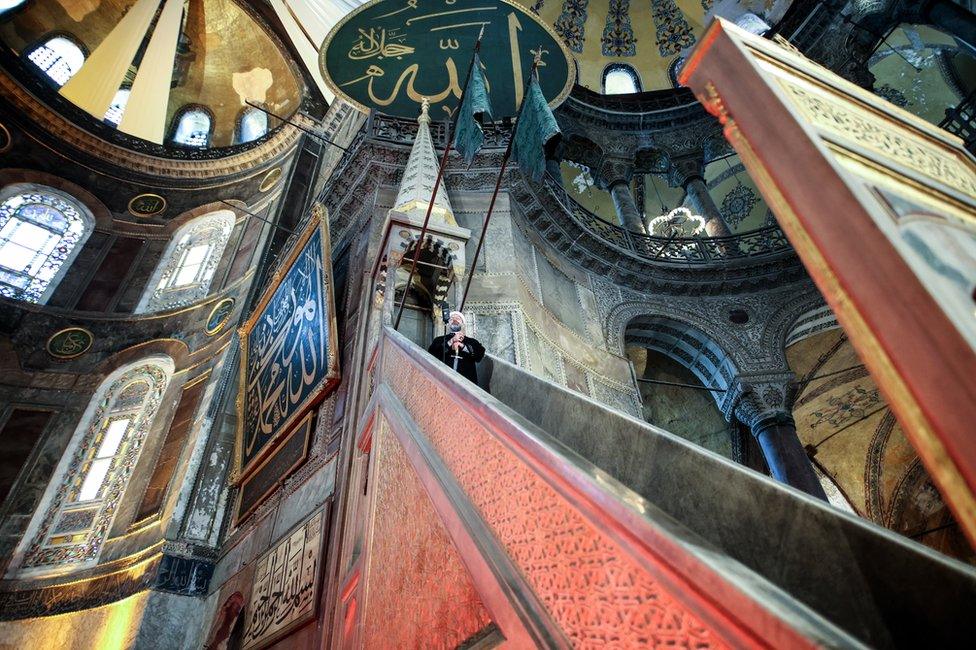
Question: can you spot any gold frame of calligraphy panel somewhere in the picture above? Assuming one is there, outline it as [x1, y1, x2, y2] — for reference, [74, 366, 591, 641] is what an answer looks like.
[234, 207, 340, 484]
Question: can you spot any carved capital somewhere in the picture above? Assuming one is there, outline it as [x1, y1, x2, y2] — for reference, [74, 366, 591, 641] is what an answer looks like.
[725, 371, 796, 431]
[594, 155, 635, 190]
[667, 154, 706, 188]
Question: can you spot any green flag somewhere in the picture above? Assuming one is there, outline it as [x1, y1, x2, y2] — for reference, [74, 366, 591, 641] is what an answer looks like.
[453, 54, 492, 167]
[512, 74, 561, 183]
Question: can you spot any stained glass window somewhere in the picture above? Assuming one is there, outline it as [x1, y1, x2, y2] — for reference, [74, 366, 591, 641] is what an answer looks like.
[237, 107, 268, 144]
[18, 359, 172, 573]
[26, 36, 85, 87]
[136, 210, 236, 313]
[0, 189, 92, 303]
[603, 64, 641, 95]
[172, 108, 212, 147]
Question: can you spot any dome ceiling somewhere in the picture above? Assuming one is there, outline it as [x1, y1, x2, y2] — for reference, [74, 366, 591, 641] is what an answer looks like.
[1, 0, 303, 148]
[514, 0, 793, 91]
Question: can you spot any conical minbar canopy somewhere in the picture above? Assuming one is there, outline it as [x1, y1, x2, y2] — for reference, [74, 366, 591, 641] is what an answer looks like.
[392, 98, 456, 226]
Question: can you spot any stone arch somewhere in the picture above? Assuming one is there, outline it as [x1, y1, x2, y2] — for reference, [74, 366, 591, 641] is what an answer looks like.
[619, 309, 741, 411]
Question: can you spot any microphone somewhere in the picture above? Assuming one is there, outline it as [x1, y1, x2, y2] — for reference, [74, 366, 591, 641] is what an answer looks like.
[441, 302, 450, 324]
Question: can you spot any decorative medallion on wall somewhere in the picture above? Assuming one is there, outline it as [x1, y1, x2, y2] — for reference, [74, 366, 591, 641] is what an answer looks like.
[259, 167, 282, 192]
[651, 0, 696, 56]
[720, 184, 759, 228]
[127, 193, 167, 218]
[205, 298, 236, 336]
[320, 0, 576, 118]
[602, 0, 636, 56]
[46, 327, 93, 360]
[0, 123, 10, 153]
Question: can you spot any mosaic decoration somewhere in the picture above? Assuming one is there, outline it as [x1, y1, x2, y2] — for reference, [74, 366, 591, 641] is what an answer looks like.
[23, 363, 170, 569]
[720, 184, 760, 228]
[530, 0, 546, 13]
[554, 0, 589, 53]
[140, 211, 235, 313]
[237, 214, 339, 480]
[46, 327, 93, 359]
[242, 509, 325, 649]
[651, 0, 697, 56]
[602, 0, 636, 56]
[0, 192, 89, 303]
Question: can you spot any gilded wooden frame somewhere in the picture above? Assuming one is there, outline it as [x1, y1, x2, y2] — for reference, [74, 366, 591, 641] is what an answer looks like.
[234, 208, 339, 483]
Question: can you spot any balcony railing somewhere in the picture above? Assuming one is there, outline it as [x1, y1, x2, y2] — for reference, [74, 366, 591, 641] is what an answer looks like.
[535, 173, 794, 265]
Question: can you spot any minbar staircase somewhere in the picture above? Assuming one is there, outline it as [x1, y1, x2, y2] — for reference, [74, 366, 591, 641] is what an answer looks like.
[339, 327, 976, 648]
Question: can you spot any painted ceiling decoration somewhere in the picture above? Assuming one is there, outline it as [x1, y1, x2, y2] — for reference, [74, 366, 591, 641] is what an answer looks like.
[554, 0, 590, 53]
[652, 0, 697, 56]
[602, 0, 636, 56]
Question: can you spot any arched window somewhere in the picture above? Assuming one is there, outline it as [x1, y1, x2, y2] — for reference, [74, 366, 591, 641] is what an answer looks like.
[171, 107, 213, 147]
[0, 185, 93, 304]
[17, 358, 173, 574]
[26, 36, 86, 87]
[136, 210, 236, 313]
[236, 106, 268, 144]
[104, 89, 130, 126]
[0, 0, 28, 16]
[602, 64, 641, 95]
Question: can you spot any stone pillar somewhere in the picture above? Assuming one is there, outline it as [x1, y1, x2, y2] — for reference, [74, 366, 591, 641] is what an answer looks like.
[669, 155, 733, 238]
[728, 375, 828, 501]
[596, 156, 646, 234]
[608, 181, 645, 233]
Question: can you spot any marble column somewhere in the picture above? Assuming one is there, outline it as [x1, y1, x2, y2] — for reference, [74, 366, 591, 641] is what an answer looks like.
[669, 155, 733, 238]
[730, 377, 828, 501]
[609, 181, 646, 233]
[597, 156, 647, 234]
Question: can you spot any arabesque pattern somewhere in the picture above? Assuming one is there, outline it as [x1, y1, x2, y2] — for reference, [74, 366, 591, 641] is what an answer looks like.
[362, 418, 492, 648]
[381, 342, 725, 648]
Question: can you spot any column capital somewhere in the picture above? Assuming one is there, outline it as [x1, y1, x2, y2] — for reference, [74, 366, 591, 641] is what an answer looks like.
[594, 155, 635, 191]
[723, 371, 796, 430]
[667, 154, 706, 188]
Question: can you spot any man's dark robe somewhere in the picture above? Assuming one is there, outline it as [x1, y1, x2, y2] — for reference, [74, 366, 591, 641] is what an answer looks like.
[428, 335, 485, 384]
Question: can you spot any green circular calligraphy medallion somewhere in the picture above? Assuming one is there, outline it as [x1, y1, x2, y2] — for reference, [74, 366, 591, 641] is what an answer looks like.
[206, 298, 236, 336]
[320, 0, 575, 120]
[47, 327, 93, 360]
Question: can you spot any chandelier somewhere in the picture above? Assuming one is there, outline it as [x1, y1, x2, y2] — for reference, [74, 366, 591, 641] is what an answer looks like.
[646, 207, 706, 237]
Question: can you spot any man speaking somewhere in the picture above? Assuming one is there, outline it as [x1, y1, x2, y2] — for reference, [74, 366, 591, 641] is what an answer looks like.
[428, 311, 485, 384]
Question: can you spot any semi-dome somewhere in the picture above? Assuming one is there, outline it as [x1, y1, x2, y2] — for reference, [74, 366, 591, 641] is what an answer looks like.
[0, 0, 304, 150]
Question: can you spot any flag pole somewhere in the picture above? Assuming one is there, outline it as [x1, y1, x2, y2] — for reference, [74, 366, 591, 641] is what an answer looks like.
[393, 30, 485, 330]
[459, 51, 543, 312]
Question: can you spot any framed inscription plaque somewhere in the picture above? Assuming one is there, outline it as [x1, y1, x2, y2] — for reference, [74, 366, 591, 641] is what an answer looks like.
[241, 508, 328, 649]
[236, 209, 339, 482]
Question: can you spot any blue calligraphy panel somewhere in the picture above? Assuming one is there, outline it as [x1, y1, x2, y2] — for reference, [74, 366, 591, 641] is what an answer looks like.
[240, 226, 331, 474]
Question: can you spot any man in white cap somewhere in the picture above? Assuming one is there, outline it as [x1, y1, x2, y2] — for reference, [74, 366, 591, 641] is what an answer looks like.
[428, 310, 485, 384]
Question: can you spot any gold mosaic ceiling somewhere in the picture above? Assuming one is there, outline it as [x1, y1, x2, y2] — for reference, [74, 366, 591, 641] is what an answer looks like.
[1, 0, 303, 147]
